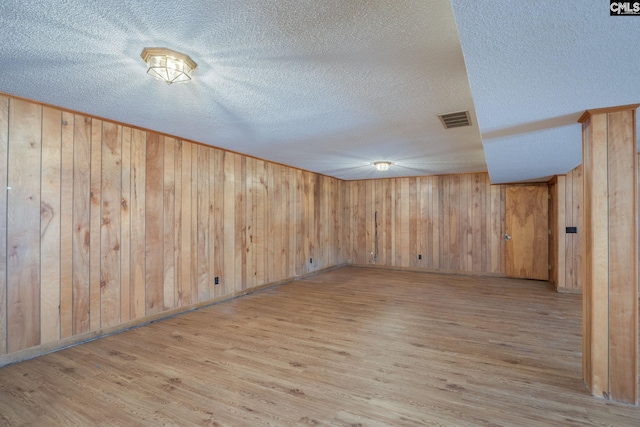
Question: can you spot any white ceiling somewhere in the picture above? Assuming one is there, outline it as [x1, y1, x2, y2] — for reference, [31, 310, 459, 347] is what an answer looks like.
[452, 0, 640, 183]
[0, 1, 637, 183]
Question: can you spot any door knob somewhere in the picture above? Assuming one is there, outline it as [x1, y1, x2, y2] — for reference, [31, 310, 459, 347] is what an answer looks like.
[504, 233, 511, 241]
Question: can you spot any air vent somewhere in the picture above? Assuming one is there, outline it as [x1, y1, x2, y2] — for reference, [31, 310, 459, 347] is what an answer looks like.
[438, 111, 471, 129]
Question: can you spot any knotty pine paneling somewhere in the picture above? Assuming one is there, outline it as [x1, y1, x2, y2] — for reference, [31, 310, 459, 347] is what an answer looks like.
[7, 99, 42, 352]
[40, 107, 62, 344]
[0, 95, 346, 360]
[346, 174, 507, 275]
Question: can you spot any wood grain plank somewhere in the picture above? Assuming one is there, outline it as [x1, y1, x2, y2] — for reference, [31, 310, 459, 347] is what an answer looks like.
[190, 145, 198, 301]
[59, 112, 74, 339]
[213, 149, 224, 298]
[432, 177, 440, 270]
[314, 174, 322, 269]
[345, 180, 353, 265]
[180, 141, 192, 306]
[295, 169, 305, 275]
[72, 115, 92, 334]
[287, 167, 296, 277]
[196, 145, 210, 301]
[308, 173, 317, 271]
[373, 180, 382, 265]
[7, 99, 42, 352]
[145, 133, 164, 314]
[408, 178, 417, 268]
[571, 166, 583, 289]
[483, 176, 491, 273]
[365, 180, 373, 264]
[441, 177, 450, 270]
[584, 113, 609, 397]
[417, 178, 427, 268]
[480, 174, 488, 273]
[354, 179, 362, 266]
[606, 110, 637, 402]
[173, 140, 183, 306]
[554, 175, 567, 290]
[319, 176, 327, 268]
[163, 137, 176, 310]
[130, 128, 146, 319]
[390, 180, 397, 265]
[255, 160, 265, 286]
[335, 179, 341, 265]
[460, 175, 470, 272]
[269, 163, 280, 282]
[582, 118, 594, 389]
[235, 154, 245, 292]
[500, 186, 506, 274]
[490, 184, 502, 274]
[453, 175, 463, 272]
[244, 157, 253, 290]
[384, 179, 392, 266]
[422, 177, 437, 269]
[325, 176, 331, 267]
[100, 122, 122, 328]
[0, 96, 8, 354]
[243, 157, 253, 288]
[344, 182, 352, 263]
[472, 174, 483, 273]
[208, 148, 217, 297]
[352, 180, 359, 265]
[89, 119, 102, 331]
[40, 106, 62, 344]
[342, 179, 348, 264]
[565, 169, 575, 288]
[120, 127, 132, 322]
[281, 165, 289, 278]
[305, 171, 316, 273]
[223, 151, 235, 296]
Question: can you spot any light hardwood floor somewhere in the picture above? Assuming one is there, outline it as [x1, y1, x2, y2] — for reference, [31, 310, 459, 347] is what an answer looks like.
[0, 267, 638, 426]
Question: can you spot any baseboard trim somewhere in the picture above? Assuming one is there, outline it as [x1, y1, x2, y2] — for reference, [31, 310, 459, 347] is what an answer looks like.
[345, 263, 507, 278]
[556, 286, 583, 295]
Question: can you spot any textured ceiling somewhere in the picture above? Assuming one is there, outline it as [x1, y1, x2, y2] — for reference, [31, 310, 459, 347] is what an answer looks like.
[0, 1, 637, 183]
[452, 0, 640, 183]
[0, 0, 484, 180]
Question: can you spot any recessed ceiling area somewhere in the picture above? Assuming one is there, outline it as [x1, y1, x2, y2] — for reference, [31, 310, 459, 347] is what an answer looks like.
[452, 0, 640, 183]
[0, 1, 637, 183]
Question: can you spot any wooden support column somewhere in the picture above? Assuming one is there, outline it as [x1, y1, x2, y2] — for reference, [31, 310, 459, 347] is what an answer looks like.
[579, 104, 639, 405]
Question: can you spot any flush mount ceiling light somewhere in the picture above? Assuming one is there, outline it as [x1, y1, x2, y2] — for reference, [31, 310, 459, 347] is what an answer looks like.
[141, 47, 197, 84]
[373, 161, 392, 171]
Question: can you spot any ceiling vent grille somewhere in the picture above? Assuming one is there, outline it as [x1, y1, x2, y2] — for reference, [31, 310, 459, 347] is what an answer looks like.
[438, 111, 471, 129]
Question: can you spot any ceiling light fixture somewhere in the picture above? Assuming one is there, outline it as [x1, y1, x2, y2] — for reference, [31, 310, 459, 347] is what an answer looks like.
[141, 47, 197, 84]
[374, 161, 391, 171]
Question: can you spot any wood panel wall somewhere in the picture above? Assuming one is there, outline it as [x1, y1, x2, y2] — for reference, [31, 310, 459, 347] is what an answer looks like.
[580, 106, 638, 404]
[551, 158, 640, 296]
[0, 95, 346, 361]
[345, 174, 508, 275]
[550, 164, 583, 293]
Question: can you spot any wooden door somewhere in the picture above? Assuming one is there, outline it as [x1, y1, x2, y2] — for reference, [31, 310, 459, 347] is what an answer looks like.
[505, 185, 549, 280]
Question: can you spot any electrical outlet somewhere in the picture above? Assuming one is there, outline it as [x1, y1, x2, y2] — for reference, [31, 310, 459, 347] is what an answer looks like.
[418, 254, 422, 260]
[214, 276, 219, 285]
[309, 258, 313, 264]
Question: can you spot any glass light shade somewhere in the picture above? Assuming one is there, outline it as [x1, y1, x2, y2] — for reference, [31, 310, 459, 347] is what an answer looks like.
[141, 48, 197, 84]
[374, 161, 391, 171]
